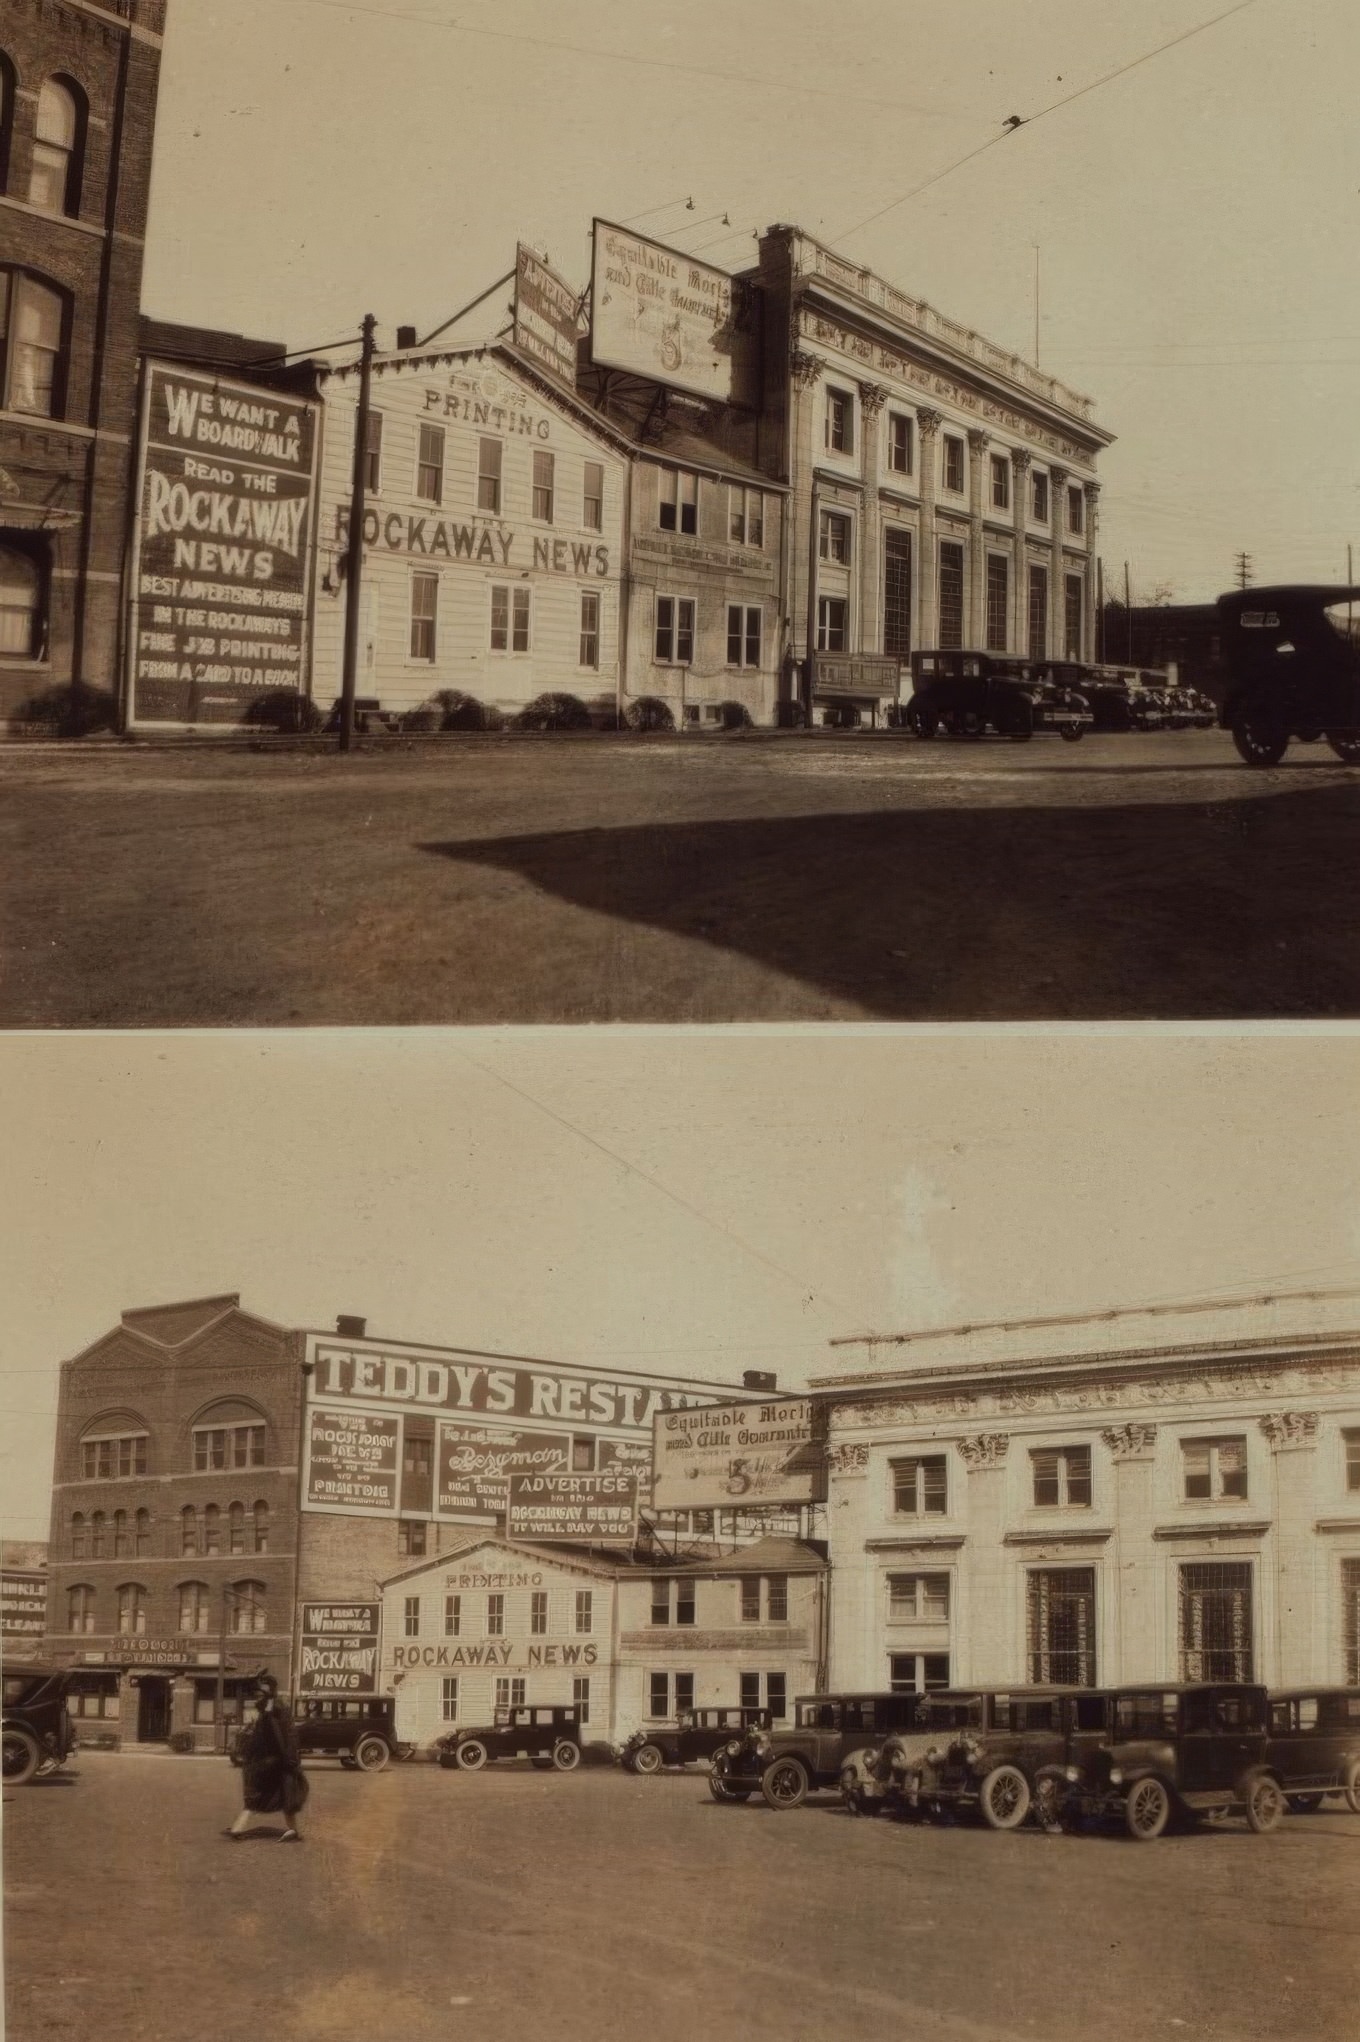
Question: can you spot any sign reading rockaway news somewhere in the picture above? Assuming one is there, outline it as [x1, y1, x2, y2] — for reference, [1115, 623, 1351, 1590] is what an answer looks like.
[437, 1423, 568, 1519]
[650, 1398, 827, 1512]
[507, 1469, 639, 1545]
[305, 1408, 401, 1516]
[128, 363, 320, 727]
[513, 244, 582, 392]
[590, 219, 760, 407]
[298, 1603, 381, 1695]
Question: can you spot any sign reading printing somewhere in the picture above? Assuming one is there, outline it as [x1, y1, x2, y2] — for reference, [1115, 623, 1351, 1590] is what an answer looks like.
[590, 219, 759, 406]
[298, 1603, 381, 1695]
[306, 1407, 401, 1515]
[437, 1423, 568, 1519]
[513, 244, 582, 391]
[507, 1470, 639, 1546]
[128, 363, 320, 728]
[650, 1399, 827, 1511]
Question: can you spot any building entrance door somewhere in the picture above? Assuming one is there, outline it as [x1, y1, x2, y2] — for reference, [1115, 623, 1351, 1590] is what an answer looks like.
[136, 1676, 172, 1742]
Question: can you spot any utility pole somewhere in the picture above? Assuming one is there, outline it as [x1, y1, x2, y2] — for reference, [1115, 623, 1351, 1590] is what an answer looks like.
[338, 313, 378, 755]
[1124, 560, 1132, 663]
[1234, 551, 1252, 590]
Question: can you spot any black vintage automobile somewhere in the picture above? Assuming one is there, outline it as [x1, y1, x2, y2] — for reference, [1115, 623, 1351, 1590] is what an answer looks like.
[435, 1702, 582, 1773]
[3, 1665, 77, 1784]
[229, 1694, 403, 1771]
[709, 1691, 927, 1809]
[1266, 1689, 1360, 1812]
[884, 1688, 1116, 1830]
[621, 1706, 771, 1775]
[1217, 584, 1360, 766]
[906, 650, 1092, 741]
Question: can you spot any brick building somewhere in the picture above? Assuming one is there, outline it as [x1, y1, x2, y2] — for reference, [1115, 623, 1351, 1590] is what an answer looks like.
[0, 0, 166, 731]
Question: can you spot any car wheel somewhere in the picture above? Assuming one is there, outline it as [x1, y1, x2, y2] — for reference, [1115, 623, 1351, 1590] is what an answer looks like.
[761, 1756, 810, 1810]
[1244, 1773, 1285, 1834]
[908, 702, 938, 739]
[1058, 722, 1084, 742]
[1285, 1793, 1325, 1813]
[631, 1743, 664, 1775]
[353, 1736, 390, 1773]
[1124, 1776, 1171, 1841]
[551, 1741, 581, 1772]
[978, 1764, 1031, 1830]
[1032, 1772, 1069, 1835]
[959, 712, 985, 740]
[455, 1739, 488, 1772]
[708, 1760, 751, 1804]
[1231, 715, 1288, 767]
[2, 1729, 41, 1784]
[1325, 731, 1360, 764]
[1343, 1761, 1360, 1815]
[840, 1765, 866, 1815]
[340, 1756, 358, 1770]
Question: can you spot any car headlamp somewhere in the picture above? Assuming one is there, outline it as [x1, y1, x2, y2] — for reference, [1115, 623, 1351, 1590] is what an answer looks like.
[1107, 1766, 1123, 1785]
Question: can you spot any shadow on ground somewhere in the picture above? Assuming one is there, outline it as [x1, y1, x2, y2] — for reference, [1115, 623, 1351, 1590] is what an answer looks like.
[420, 780, 1360, 1018]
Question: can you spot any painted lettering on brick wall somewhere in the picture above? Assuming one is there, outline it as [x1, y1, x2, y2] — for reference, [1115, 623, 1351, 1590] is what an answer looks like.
[312, 1345, 708, 1427]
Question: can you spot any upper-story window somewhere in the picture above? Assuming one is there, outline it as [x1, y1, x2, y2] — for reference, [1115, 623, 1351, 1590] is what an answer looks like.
[990, 454, 1011, 511]
[1, 272, 69, 419]
[891, 1455, 947, 1516]
[574, 1591, 593, 1635]
[659, 468, 698, 535]
[738, 1574, 788, 1622]
[942, 435, 965, 494]
[530, 1591, 549, 1635]
[1344, 1429, 1360, 1492]
[82, 1431, 148, 1480]
[728, 486, 764, 547]
[0, 543, 43, 658]
[29, 78, 84, 217]
[416, 423, 445, 504]
[116, 1583, 148, 1636]
[1067, 484, 1085, 535]
[1031, 1445, 1092, 1508]
[397, 1519, 426, 1557]
[819, 510, 851, 564]
[486, 1593, 505, 1636]
[477, 437, 502, 514]
[1182, 1436, 1248, 1503]
[532, 449, 554, 523]
[583, 462, 604, 532]
[888, 412, 913, 475]
[825, 387, 853, 455]
[650, 1577, 696, 1626]
[67, 1584, 96, 1634]
[194, 1423, 265, 1472]
[1031, 470, 1049, 524]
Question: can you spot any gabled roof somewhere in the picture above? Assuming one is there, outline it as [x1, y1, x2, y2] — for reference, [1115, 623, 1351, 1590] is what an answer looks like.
[379, 1531, 625, 1591]
[634, 1534, 826, 1579]
[120, 1295, 244, 1345]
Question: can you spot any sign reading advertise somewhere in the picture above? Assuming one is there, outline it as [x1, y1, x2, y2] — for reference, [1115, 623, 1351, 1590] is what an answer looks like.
[507, 1470, 639, 1546]
[590, 220, 759, 407]
[437, 1423, 568, 1519]
[298, 1603, 381, 1695]
[513, 244, 582, 392]
[128, 363, 320, 728]
[651, 1398, 827, 1512]
[1, 1571, 46, 1645]
[306, 1407, 401, 1515]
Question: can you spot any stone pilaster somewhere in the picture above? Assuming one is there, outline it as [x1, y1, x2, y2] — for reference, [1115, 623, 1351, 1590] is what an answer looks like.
[1100, 1423, 1158, 1680]
[1010, 450, 1032, 654]
[916, 408, 942, 647]
[967, 429, 989, 648]
[956, 1433, 1010, 1683]
[1259, 1413, 1320, 1682]
[857, 384, 888, 654]
[1083, 481, 1101, 660]
[1048, 466, 1068, 658]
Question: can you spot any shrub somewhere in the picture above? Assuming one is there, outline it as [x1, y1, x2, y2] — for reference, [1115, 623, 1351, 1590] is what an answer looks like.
[624, 695, 675, 733]
[242, 690, 323, 734]
[432, 688, 490, 732]
[714, 699, 753, 731]
[400, 703, 443, 733]
[168, 1730, 195, 1754]
[13, 680, 117, 737]
[514, 691, 592, 732]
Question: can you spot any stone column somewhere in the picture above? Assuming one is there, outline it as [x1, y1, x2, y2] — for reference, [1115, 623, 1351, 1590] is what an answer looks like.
[956, 1432, 1010, 1684]
[1010, 450, 1032, 655]
[1259, 1412, 1321, 1685]
[1100, 1423, 1159, 1682]
[857, 382, 888, 655]
[916, 408, 942, 648]
[789, 350, 823, 684]
[1048, 466, 1068, 659]
[824, 1440, 870, 1689]
[967, 429, 989, 648]
[1083, 481, 1101, 661]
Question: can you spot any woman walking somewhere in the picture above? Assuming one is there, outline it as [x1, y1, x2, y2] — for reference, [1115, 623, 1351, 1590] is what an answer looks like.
[225, 1673, 308, 1842]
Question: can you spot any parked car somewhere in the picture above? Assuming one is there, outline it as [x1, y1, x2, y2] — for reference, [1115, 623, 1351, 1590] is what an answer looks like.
[3, 1666, 77, 1784]
[621, 1706, 771, 1774]
[1038, 1683, 1284, 1840]
[435, 1702, 582, 1773]
[906, 650, 1092, 742]
[1266, 1689, 1360, 1812]
[1216, 583, 1360, 765]
[229, 1695, 403, 1771]
[884, 1688, 1115, 1830]
[709, 1691, 927, 1809]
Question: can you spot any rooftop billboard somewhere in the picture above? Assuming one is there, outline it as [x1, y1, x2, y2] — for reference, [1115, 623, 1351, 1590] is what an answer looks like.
[589, 219, 759, 407]
[650, 1398, 827, 1512]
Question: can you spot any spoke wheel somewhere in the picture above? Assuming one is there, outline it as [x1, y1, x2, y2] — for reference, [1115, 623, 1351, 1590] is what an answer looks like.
[1244, 1773, 1285, 1834]
[2, 1729, 41, 1784]
[1231, 716, 1288, 767]
[760, 1757, 810, 1810]
[908, 703, 938, 739]
[551, 1740, 581, 1772]
[1125, 1776, 1171, 1841]
[1344, 1762, 1360, 1815]
[455, 1739, 488, 1772]
[631, 1743, 664, 1775]
[708, 1767, 751, 1805]
[1285, 1793, 1324, 1813]
[1058, 722, 1084, 742]
[979, 1763, 1031, 1830]
[353, 1736, 389, 1772]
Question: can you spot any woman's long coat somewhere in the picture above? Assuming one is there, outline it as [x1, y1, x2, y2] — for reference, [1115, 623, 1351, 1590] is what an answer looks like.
[240, 1699, 306, 1816]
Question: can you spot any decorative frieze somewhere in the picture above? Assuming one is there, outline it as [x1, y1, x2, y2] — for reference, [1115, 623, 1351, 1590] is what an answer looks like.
[827, 1441, 870, 1475]
[1258, 1411, 1320, 1450]
[956, 1433, 1009, 1470]
[1101, 1423, 1158, 1461]
[831, 1358, 1359, 1428]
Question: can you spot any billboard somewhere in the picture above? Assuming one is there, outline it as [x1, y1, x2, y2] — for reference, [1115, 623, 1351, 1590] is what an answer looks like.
[1, 1571, 46, 1653]
[650, 1398, 827, 1512]
[127, 363, 320, 728]
[305, 1407, 401, 1516]
[437, 1423, 568, 1519]
[590, 220, 759, 407]
[506, 1469, 639, 1546]
[298, 1603, 381, 1695]
[513, 244, 582, 392]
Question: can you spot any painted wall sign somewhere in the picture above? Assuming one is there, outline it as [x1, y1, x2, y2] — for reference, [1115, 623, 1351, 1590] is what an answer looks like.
[298, 1603, 381, 1694]
[305, 1407, 401, 1515]
[128, 363, 320, 727]
[333, 503, 610, 577]
[437, 1423, 568, 1519]
[651, 1399, 827, 1511]
[513, 244, 583, 392]
[1, 1572, 47, 1639]
[507, 1470, 639, 1545]
[590, 219, 759, 407]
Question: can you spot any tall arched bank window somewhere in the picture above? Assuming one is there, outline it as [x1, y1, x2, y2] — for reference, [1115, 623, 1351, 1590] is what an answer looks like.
[29, 78, 84, 216]
[0, 271, 68, 418]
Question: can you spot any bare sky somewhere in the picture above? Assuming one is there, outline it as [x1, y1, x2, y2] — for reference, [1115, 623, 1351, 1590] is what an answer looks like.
[137, 0, 1360, 603]
[4, 1027, 1359, 1539]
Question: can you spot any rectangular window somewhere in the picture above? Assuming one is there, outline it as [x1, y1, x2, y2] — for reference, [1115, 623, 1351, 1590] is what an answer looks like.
[1027, 564, 1048, 660]
[444, 1594, 461, 1637]
[403, 1596, 420, 1638]
[487, 1593, 505, 1636]
[825, 388, 852, 455]
[739, 1578, 760, 1623]
[362, 410, 382, 493]
[765, 1575, 788, 1622]
[579, 591, 600, 670]
[819, 510, 851, 564]
[575, 1591, 593, 1635]
[530, 1591, 549, 1636]
[83, 1433, 149, 1479]
[990, 454, 1010, 510]
[816, 595, 847, 653]
[1344, 1560, 1360, 1684]
[728, 486, 764, 547]
[1182, 1437, 1248, 1502]
[1031, 471, 1049, 524]
[409, 572, 438, 661]
[676, 1580, 695, 1626]
[888, 412, 913, 475]
[192, 1425, 261, 1472]
[985, 555, 1008, 653]
[887, 1572, 950, 1622]
[1031, 1445, 1092, 1509]
[490, 585, 530, 653]
[726, 603, 761, 668]
[655, 595, 695, 664]
[583, 461, 604, 531]
[1345, 1432, 1360, 1492]
[651, 1580, 670, 1627]
[495, 1676, 526, 1712]
[674, 1672, 694, 1716]
[1, 272, 66, 419]
[533, 449, 555, 523]
[942, 435, 965, 494]
[1067, 484, 1085, 535]
[767, 1673, 787, 1720]
[1028, 1567, 1097, 1685]
[739, 1671, 760, 1713]
[938, 542, 965, 650]
[888, 1652, 951, 1694]
[477, 437, 502, 514]
[883, 528, 912, 661]
[1064, 574, 1084, 661]
[397, 1519, 427, 1556]
[1179, 1561, 1253, 1681]
[891, 1456, 948, 1517]
[416, 422, 445, 504]
[441, 1677, 459, 1723]
[648, 1671, 670, 1717]
[570, 1436, 595, 1473]
[573, 1676, 590, 1725]
[659, 469, 698, 535]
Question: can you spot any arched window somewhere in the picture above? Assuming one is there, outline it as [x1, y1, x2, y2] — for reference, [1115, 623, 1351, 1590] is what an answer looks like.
[29, 77, 84, 216]
[71, 1511, 87, 1559]
[203, 1503, 221, 1555]
[0, 270, 68, 419]
[115, 1583, 147, 1636]
[113, 1509, 130, 1557]
[177, 1581, 211, 1634]
[67, 1584, 95, 1633]
[228, 1501, 245, 1554]
[180, 1504, 198, 1555]
[253, 1501, 270, 1554]
[229, 1580, 266, 1635]
[135, 1508, 152, 1557]
[0, 544, 43, 658]
[90, 1509, 106, 1558]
